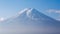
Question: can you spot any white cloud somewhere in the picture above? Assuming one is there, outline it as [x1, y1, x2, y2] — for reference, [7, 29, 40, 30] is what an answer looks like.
[0, 17, 5, 21]
[46, 9, 60, 14]
[46, 9, 60, 21]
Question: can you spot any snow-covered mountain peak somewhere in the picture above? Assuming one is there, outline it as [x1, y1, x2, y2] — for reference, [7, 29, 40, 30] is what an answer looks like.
[26, 8, 41, 20]
[17, 8, 41, 20]
[18, 8, 31, 15]
[0, 8, 60, 34]
[14, 8, 60, 22]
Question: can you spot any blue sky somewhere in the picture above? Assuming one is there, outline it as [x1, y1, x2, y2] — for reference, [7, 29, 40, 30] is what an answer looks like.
[0, 0, 60, 33]
[0, 0, 60, 21]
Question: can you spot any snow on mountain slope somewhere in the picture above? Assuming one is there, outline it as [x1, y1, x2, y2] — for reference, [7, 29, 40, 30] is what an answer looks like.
[11, 8, 60, 26]
[0, 8, 60, 34]
[0, 8, 60, 27]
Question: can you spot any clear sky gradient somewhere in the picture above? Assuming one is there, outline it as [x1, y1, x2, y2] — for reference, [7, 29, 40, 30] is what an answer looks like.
[0, 0, 60, 21]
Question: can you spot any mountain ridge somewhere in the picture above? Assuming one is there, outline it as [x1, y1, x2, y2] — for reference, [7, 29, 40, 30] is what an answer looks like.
[1, 8, 60, 26]
[0, 8, 60, 34]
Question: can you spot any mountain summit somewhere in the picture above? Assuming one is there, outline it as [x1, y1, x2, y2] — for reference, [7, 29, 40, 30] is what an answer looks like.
[18, 8, 43, 20]
[17, 8, 56, 21]
[0, 8, 60, 34]
[1, 8, 60, 26]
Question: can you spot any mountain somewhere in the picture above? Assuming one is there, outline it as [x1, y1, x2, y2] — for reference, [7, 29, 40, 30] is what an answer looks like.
[0, 8, 60, 34]
[2, 8, 60, 26]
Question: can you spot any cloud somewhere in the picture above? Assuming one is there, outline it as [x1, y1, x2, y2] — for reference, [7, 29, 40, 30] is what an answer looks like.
[46, 9, 60, 21]
[0, 17, 5, 21]
[46, 9, 60, 14]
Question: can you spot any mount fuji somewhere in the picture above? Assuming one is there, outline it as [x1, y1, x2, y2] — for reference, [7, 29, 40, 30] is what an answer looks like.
[0, 8, 60, 34]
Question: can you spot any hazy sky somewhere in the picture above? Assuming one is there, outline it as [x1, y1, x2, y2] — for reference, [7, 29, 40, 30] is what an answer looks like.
[0, 0, 60, 21]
